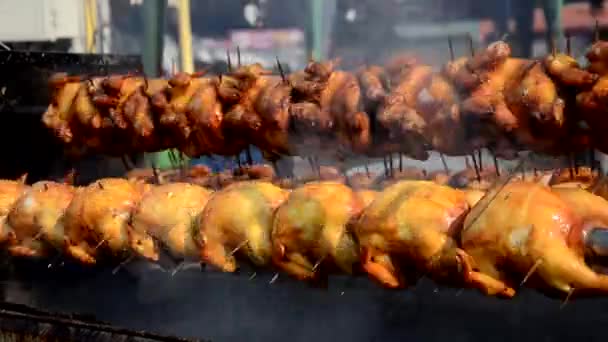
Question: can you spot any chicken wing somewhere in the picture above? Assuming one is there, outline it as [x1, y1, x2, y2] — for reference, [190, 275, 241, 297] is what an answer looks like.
[62, 178, 150, 265]
[355, 180, 470, 288]
[130, 182, 213, 261]
[271, 182, 368, 281]
[198, 181, 289, 272]
[5, 181, 75, 258]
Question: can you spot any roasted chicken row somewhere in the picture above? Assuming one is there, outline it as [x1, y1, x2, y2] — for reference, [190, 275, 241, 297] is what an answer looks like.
[2, 171, 608, 300]
[42, 39, 608, 161]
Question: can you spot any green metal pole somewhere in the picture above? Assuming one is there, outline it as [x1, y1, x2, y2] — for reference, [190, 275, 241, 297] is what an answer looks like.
[142, 0, 177, 169]
[311, 0, 324, 60]
[142, 0, 165, 77]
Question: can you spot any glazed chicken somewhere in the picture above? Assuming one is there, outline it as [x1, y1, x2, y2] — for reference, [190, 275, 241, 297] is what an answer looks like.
[586, 41, 608, 76]
[355, 180, 470, 288]
[321, 70, 371, 155]
[42, 74, 83, 144]
[553, 187, 608, 278]
[544, 53, 597, 88]
[130, 182, 213, 262]
[62, 178, 150, 264]
[375, 64, 430, 159]
[271, 182, 368, 281]
[461, 181, 608, 298]
[5, 181, 75, 258]
[503, 60, 566, 153]
[198, 181, 289, 272]
[0, 178, 30, 244]
[576, 75, 608, 153]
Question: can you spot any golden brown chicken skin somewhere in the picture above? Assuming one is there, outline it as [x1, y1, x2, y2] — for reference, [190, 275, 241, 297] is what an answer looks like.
[271, 182, 368, 281]
[198, 181, 289, 272]
[504, 61, 566, 153]
[586, 41, 608, 75]
[5, 181, 75, 258]
[0, 178, 30, 244]
[462, 181, 608, 298]
[355, 180, 470, 288]
[130, 182, 213, 262]
[42, 74, 83, 144]
[553, 187, 608, 279]
[62, 178, 150, 265]
[544, 53, 597, 88]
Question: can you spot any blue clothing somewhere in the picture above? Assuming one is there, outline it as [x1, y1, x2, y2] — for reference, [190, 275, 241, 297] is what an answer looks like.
[190, 146, 264, 172]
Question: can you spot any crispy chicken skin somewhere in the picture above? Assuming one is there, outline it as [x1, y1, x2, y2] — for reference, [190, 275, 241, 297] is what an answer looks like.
[321, 71, 371, 154]
[0, 179, 30, 244]
[62, 178, 150, 265]
[462, 182, 608, 298]
[5, 181, 75, 258]
[42, 74, 83, 143]
[198, 181, 289, 272]
[358, 65, 388, 103]
[544, 53, 597, 87]
[355, 181, 470, 288]
[586, 41, 608, 75]
[130, 183, 213, 262]
[504, 61, 566, 153]
[271, 182, 368, 281]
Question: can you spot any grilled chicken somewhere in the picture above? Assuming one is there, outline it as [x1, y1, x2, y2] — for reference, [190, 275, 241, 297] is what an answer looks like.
[0, 178, 30, 244]
[462, 181, 608, 298]
[271, 182, 368, 281]
[355, 180, 470, 288]
[544, 53, 597, 88]
[42, 74, 83, 143]
[5, 181, 75, 258]
[198, 181, 289, 272]
[130, 183, 213, 261]
[62, 178, 150, 264]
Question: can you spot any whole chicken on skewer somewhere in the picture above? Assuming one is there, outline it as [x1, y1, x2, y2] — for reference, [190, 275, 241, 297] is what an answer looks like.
[5, 181, 75, 258]
[461, 181, 608, 298]
[553, 187, 608, 277]
[0, 176, 30, 244]
[62, 178, 150, 265]
[271, 182, 371, 281]
[198, 181, 288, 272]
[355, 180, 471, 288]
[129, 182, 213, 262]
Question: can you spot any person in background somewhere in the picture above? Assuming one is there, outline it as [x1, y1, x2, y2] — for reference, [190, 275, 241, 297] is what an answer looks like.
[490, 0, 563, 58]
